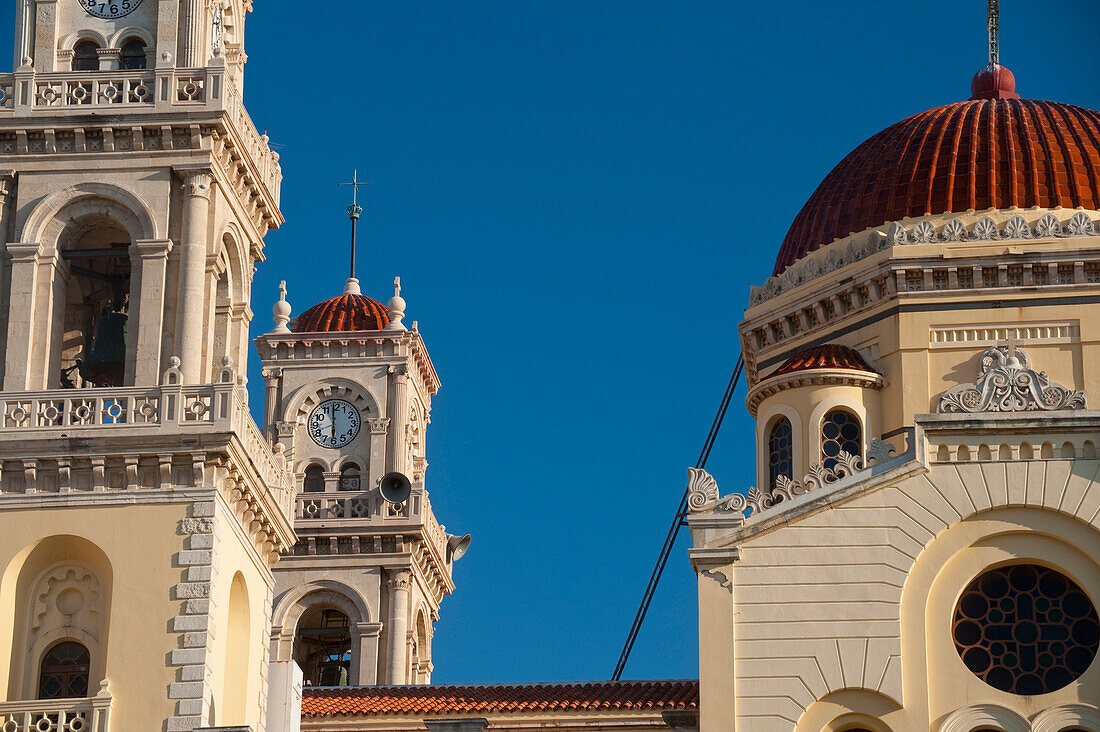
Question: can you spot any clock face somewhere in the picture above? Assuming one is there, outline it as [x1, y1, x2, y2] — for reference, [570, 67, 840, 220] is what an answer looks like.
[307, 399, 362, 449]
[81, 0, 144, 19]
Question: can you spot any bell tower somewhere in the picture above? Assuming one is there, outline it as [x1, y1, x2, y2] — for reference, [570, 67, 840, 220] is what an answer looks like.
[0, 2, 292, 731]
[258, 203, 467, 688]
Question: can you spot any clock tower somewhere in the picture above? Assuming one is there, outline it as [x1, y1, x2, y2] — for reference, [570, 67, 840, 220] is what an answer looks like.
[256, 255, 465, 687]
[0, 1, 288, 731]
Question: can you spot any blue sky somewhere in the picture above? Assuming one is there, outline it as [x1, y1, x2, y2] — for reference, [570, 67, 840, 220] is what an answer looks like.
[5, 0, 1099, 684]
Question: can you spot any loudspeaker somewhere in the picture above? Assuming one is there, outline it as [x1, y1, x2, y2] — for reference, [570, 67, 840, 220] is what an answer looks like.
[378, 471, 412, 504]
[446, 533, 472, 562]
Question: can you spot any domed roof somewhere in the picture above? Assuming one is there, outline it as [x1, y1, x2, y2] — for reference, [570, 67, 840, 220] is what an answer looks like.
[774, 68, 1100, 275]
[771, 344, 878, 377]
[295, 292, 390, 333]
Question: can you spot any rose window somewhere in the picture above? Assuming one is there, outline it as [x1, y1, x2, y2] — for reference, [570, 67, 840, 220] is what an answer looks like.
[820, 410, 861, 470]
[953, 564, 1100, 694]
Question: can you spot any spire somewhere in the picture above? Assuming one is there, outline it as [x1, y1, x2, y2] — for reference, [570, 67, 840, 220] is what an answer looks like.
[271, 280, 292, 334]
[384, 276, 407, 332]
[987, 0, 999, 66]
[339, 170, 371, 295]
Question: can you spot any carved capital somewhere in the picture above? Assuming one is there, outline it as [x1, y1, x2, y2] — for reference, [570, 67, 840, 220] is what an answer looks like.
[388, 570, 411, 591]
[132, 238, 173, 260]
[181, 170, 213, 199]
[368, 417, 391, 435]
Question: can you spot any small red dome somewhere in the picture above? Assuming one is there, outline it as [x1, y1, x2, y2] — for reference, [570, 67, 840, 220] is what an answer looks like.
[295, 293, 390, 333]
[774, 86, 1100, 275]
[970, 64, 1019, 100]
[771, 344, 878, 377]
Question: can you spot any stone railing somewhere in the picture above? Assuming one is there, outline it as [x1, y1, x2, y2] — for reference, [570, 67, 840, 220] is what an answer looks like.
[224, 74, 282, 207]
[422, 495, 447, 560]
[0, 64, 281, 204]
[0, 367, 288, 495]
[296, 490, 375, 521]
[0, 681, 113, 732]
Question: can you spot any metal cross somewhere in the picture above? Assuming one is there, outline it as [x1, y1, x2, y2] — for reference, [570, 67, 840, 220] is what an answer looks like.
[339, 169, 372, 209]
[988, 0, 999, 66]
[338, 170, 371, 280]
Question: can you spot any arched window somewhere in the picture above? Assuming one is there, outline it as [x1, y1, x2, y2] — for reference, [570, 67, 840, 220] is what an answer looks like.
[767, 417, 793, 489]
[303, 465, 324, 493]
[339, 464, 361, 492]
[72, 42, 100, 72]
[820, 409, 861, 470]
[294, 608, 351, 686]
[120, 39, 147, 70]
[38, 642, 90, 699]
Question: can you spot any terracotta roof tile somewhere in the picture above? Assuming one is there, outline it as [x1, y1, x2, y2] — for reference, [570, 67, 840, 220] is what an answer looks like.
[771, 344, 878, 377]
[302, 680, 699, 717]
[295, 293, 390, 333]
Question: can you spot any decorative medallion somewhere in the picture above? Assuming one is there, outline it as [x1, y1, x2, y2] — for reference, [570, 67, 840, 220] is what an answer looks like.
[938, 344, 1086, 413]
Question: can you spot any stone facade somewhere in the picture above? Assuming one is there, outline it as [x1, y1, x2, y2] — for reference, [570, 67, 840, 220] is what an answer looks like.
[0, 1, 291, 730]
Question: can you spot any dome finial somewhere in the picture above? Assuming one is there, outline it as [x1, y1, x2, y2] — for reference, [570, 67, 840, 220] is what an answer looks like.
[271, 280, 292, 334]
[384, 276, 407, 332]
[970, 0, 1018, 100]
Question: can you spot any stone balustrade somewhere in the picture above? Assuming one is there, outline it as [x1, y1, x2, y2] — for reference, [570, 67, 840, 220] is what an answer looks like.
[0, 64, 280, 207]
[0, 375, 291, 505]
[0, 681, 113, 732]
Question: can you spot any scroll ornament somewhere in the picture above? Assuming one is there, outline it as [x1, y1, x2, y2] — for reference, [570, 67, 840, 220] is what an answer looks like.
[938, 345, 1086, 413]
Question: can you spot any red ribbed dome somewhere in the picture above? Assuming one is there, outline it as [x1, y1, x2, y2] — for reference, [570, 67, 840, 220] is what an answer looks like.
[774, 81, 1100, 275]
[295, 292, 390, 332]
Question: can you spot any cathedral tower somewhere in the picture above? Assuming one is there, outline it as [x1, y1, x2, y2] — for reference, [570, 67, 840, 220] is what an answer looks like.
[0, 2, 290, 730]
[257, 209, 465, 687]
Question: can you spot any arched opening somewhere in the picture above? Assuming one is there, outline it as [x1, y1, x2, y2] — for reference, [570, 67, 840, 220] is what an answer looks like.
[38, 641, 90, 699]
[293, 607, 351, 686]
[339, 463, 361, 492]
[119, 38, 147, 70]
[767, 417, 793, 489]
[302, 465, 325, 493]
[820, 409, 862, 470]
[57, 216, 132, 389]
[72, 41, 99, 72]
[3, 536, 113, 700]
[411, 608, 431, 683]
[221, 572, 250, 724]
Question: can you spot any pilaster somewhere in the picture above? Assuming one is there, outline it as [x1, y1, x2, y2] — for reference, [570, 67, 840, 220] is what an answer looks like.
[353, 621, 383, 685]
[3, 243, 42, 390]
[131, 239, 174, 386]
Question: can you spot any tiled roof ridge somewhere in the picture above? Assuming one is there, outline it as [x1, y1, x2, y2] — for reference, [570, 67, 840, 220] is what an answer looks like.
[302, 678, 699, 718]
[305, 678, 697, 691]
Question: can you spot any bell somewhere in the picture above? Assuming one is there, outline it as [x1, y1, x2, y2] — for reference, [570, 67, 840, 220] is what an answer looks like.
[79, 311, 127, 387]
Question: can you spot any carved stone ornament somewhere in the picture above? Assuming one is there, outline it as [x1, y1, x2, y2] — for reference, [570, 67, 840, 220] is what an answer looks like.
[688, 438, 898, 521]
[747, 211, 1099, 307]
[938, 345, 1086, 413]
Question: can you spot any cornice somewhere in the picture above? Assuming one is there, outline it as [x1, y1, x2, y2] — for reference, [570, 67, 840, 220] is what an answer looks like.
[746, 367, 884, 417]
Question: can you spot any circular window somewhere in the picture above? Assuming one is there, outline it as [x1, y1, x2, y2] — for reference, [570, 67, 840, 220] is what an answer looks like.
[953, 564, 1100, 694]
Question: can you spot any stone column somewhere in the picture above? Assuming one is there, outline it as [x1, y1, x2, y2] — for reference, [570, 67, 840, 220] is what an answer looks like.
[367, 418, 390, 488]
[179, 0, 206, 68]
[388, 366, 409, 475]
[175, 171, 212, 384]
[386, 570, 410, 684]
[4, 243, 42, 390]
[261, 368, 282, 441]
[130, 239, 173, 386]
[353, 622, 382, 685]
[0, 172, 16, 388]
